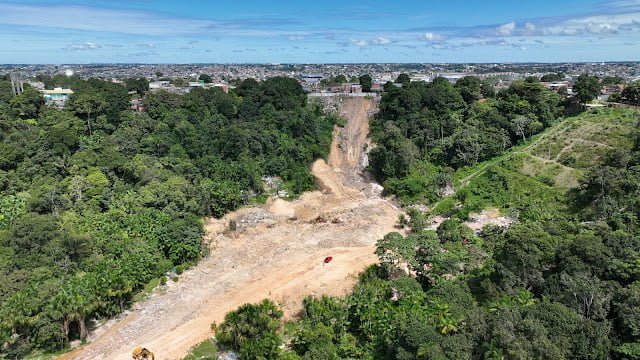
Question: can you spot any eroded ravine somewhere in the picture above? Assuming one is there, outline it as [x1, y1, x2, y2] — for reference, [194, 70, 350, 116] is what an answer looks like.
[59, 97, 402, 360]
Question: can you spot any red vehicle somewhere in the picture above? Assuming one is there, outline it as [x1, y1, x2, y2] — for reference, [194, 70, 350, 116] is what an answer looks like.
[323, 256, 333, 265]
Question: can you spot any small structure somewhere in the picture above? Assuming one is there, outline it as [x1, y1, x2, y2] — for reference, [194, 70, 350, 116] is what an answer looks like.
[41, 88, 74, 108]
[188, 80, 206, 89]
[212, 83, 230, 93]
[149, 80, 170, 90]
[370, 83, 383, 93]
[436, 72, 467, 83]
[348, 84, 362, 94]
[9, 73, 24, 96]
[301, 74, 323, 84]
[543, 81, 570, 92]
[130, 98, 145, 112]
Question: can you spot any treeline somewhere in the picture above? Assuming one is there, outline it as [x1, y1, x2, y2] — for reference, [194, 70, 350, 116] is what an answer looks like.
[0, 76, 335, 356]
[369, 76, 562, 203]
[208, 118, 640, 360]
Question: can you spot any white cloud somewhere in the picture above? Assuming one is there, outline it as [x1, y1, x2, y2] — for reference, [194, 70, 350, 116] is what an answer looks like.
[496, 22, 516, 36]
[288, 35, 305, 41]
[67, 42, 103, 50]
[350, 38, 369, 47]
[608, 0, 640, 8]
[525, 22, 536, 31]
[458, 38, 514, 48]
[540, 13, 640, 36]
[586, 23, 619, 34]
[372, 36, 392, 45]
[420, 32, 446, 42]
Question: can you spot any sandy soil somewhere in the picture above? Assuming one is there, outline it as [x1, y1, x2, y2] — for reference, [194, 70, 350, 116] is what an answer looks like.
[58, 97, 402, 360]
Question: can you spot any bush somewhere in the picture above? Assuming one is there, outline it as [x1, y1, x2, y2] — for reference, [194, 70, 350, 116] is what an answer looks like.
[175, 264, 185, 275]
[184, 339, 218, 360]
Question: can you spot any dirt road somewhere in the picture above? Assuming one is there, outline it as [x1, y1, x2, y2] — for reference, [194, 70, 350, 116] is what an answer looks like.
[59, 97, 401, 360]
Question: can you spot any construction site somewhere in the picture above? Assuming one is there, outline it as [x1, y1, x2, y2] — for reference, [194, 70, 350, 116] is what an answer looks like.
[58, 96, 403, 360]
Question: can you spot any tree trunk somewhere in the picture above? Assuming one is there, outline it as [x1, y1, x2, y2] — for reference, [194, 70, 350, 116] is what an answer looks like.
[62, 318, 70, 340]
[78, 316, 88, 340]
[87, 110, 92, 136]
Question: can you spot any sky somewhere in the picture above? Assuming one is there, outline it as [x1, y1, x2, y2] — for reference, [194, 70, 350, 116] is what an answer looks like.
[0, 0, 639, 63]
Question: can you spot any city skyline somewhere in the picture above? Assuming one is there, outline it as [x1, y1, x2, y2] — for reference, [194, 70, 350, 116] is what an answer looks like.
[0, 0, 639, 64]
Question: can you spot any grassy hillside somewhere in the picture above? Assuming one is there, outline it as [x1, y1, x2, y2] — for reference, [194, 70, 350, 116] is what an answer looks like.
[433, 108, 639, 220]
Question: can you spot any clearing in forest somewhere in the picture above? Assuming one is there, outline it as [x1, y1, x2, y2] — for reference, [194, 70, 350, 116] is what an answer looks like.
[58, 97, 402, 360]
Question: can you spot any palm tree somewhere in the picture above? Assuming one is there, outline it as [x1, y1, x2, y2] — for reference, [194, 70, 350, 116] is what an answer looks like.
[217, 299, 283, 351]
[514, 289, 536, 307]
[1, 291, 32, 336]
[47, 288, 73, 344]
[429, 301, 460, 335]
[218, 309, 247, 349]
[437, 316, 459, 335]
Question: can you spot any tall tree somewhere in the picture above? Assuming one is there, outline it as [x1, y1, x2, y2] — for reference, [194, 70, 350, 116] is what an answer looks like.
[68, 93, 106, 135]
[359, 74, 373, 92]
[396, 73, 411, 86]
[574, 74, 601, 103]
[455, 76, 483, 104]
[198, 74, 213, 83]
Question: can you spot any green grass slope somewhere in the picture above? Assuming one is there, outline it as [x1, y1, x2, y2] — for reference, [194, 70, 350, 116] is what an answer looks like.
[433, 108, 639, 220]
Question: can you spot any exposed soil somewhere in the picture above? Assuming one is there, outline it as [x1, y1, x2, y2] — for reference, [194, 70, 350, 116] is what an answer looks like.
[58, 97, 402, 360]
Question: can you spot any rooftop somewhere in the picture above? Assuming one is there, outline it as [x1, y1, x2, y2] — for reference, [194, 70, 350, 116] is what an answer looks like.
[41, 87, 74, 95]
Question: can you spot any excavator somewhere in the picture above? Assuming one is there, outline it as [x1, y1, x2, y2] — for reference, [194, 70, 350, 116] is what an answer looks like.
[132, 347, 155, 360]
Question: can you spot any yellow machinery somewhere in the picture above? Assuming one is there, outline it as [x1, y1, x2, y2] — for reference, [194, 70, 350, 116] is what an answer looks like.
[132, 347, 155, 360]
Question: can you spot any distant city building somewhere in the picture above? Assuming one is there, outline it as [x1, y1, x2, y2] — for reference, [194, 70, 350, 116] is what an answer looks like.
[188, 81, 206, 88]
[149, 80, 171, 89]
[436, 73, 468, 83]
[212, 83, 230, 93]
[544, 82, 570, 91]
[370, 83, 383, 92]
[301, 74, 323, 84]
[410, 75, 432, 82]
[348, 84, 362, 93]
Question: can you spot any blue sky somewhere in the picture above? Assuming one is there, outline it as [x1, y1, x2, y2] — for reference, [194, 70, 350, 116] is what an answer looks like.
[0, 0, 639, 63]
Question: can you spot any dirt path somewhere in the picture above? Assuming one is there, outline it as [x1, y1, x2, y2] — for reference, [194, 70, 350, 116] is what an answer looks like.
[58, 97, 402, 360]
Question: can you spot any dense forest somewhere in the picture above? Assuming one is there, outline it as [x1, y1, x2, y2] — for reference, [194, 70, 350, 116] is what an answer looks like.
[0, 75, 336, 356]
[192, 79, 640, 360]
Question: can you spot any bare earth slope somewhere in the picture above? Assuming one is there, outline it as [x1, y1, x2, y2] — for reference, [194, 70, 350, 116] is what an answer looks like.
[59, 97, 401, 360]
